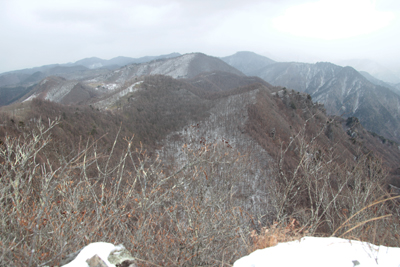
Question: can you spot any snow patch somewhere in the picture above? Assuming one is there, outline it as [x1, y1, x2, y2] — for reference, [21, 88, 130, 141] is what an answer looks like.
[97, 83, 119, 91]
[89, 63, 103, 69]
[353, 91, 360, 113]
[143, 54, 195, 78]
[342, 76, 348, 97]
[22, 94, 38, 102]
[62, 242, 122, 267]
[93, 81, 143, 109]
[44, 82, 76, 102]
[40, 78, 48, 86]
[233, 237, 400, 267]
[118, 81, 143, 97]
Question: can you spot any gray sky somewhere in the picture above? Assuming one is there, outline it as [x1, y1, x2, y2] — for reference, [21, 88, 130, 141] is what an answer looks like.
[1, 0, 400, 74]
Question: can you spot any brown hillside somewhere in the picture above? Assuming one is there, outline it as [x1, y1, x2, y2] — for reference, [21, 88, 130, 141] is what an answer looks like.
[245, 87, 400, 181]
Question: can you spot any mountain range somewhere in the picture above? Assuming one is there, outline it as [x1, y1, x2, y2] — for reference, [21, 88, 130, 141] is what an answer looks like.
[1, 50, 400, 247]
[0, 52, 181, 88]
[1, 51, 400, 164]
[2, 50, 400, 267]
[219, 53, 400, 143]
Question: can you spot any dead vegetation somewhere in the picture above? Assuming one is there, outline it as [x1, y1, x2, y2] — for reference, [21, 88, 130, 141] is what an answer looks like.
[0, 116, 399, 267]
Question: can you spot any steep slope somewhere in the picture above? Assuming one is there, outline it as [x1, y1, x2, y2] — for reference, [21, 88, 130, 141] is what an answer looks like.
[255, 62, 342, 92]
[255, 62, 400, 142]
[221, 51, 276, 76]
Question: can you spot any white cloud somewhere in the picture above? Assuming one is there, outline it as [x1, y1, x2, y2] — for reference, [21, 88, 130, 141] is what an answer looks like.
[0, 0, 399, 73]
[272, 0, 395, 40]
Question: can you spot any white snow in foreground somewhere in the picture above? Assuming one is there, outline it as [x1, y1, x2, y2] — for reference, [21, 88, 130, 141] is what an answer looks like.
[62, 242, 123, 267]
[233, 237, 400, 267]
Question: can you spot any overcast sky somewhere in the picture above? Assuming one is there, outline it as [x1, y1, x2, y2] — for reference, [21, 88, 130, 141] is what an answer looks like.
[1, 0, 400, 73]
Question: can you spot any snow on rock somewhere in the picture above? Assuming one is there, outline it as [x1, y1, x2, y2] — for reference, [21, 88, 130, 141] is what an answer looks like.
[61, 242, 135, 267]
[233, 237, 400, 267]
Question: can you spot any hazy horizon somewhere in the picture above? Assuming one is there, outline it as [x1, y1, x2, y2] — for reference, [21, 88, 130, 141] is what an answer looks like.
[1, 0, 400, 77]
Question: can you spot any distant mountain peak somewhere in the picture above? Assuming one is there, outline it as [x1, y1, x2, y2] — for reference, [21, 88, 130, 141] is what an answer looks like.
[221, 51, 276, 76]
[233, 51, 263, 56]
[336, 58, 400, 84]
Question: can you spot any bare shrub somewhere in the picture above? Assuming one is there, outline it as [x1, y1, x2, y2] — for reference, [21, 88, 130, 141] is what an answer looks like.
[0, 119, 254, 266]
[269, 122, 400, 246]
[2, 116, 398, 267]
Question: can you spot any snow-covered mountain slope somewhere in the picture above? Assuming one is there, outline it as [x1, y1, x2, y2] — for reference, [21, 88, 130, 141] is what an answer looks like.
[255, 62, 342, 92]
[21, 76, 99, 105]
[92, 80, 144, 109]
[255, 62, 400, 143]
[15, 53, 243, 106]
[0, 53, 181, 88]
[92, 53, 244, 84]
